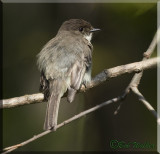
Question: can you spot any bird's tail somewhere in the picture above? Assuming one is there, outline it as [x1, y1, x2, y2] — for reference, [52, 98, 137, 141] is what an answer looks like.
[44, 79, 67, 131]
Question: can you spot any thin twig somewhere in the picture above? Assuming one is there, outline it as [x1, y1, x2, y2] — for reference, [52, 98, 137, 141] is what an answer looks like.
[130, 26, 160, 88]
[3, 95, 123, 153]
[114, 26, 160, 115]
[131, 87, 160, 125]
[1, 57, 159, 109]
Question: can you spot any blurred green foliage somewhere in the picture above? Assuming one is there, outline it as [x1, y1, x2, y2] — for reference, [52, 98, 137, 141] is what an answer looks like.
[3, 3, 157, 152]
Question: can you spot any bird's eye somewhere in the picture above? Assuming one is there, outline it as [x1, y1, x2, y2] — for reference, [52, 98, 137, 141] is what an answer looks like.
[79, 27, 83, 32]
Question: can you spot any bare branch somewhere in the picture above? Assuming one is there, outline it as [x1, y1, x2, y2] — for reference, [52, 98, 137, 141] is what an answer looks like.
[114, 26, 160, 115]
[131, 87, 160, 125]
[1, 57, 159, 109]
[1, 93, 44, 109]
[3, 95, 124, 153]
[130, 26, 159, 88]
[143, 26, 160, 58]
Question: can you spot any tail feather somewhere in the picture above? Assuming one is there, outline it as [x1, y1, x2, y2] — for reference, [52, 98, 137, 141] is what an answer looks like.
[44, 79, 67, 130]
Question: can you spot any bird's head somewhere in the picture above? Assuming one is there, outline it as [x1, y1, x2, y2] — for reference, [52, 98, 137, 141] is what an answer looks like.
[58, 19, 100, 42]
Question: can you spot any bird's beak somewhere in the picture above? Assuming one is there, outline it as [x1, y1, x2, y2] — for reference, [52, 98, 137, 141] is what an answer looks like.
[90, 28, 101, 33]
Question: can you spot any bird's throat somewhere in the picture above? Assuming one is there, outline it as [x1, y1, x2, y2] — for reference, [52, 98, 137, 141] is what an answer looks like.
[84, 33, 92, 42]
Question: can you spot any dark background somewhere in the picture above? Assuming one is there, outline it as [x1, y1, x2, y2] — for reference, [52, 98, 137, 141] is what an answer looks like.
[3, 3, 157, 152]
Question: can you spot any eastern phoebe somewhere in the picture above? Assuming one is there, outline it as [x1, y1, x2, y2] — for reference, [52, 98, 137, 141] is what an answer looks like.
[37, 19, 100, 130]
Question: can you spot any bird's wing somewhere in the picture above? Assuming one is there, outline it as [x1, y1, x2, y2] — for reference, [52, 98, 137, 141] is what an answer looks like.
[67, 60, 86, 103]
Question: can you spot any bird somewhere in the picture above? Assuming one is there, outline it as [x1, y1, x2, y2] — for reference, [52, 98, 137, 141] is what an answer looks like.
[37, 19, 100, 131]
